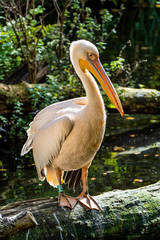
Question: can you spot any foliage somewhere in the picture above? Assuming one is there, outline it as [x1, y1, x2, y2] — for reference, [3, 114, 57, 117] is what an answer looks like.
[64, 6, 112, 51]
[0, 1, 61, 83]
[9, 101, 32, 140]
[0, 0, 126, 143]
[27, 76, 61, 110]
[0, 0, 118, 83]
[110, 57, 125, 72]
[0, 25, 22, 81]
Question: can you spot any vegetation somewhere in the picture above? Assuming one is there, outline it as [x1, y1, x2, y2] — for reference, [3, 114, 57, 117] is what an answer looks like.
[0, 0, 121, 83]
[0, 0, 126, 142]
[0, 0, 159, 145]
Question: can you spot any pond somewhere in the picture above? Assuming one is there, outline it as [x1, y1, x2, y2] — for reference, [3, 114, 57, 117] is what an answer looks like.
[0, 6, 160, 207]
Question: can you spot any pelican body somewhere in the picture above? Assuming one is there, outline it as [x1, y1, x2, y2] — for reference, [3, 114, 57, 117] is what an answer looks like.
[21, 40, 124, 210]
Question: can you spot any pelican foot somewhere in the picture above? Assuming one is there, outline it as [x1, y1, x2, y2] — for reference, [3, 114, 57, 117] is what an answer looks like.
[77, 193, 101, 211]
[58, 193, 77, 209]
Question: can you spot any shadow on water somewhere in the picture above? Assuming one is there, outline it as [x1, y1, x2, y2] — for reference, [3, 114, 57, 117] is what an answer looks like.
[0, 113, 160, 206]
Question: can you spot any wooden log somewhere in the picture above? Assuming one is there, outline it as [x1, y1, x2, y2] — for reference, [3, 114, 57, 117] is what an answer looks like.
[0, 83, 160, 114]
[0, 211, 38, 239]
[118, 86, 160, 113]
[0, 82, 32, 114]
[0, 181, 160, 240]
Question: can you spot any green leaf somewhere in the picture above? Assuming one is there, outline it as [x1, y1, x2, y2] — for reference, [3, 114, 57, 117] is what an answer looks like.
[26, 15, 32, 20]
[30, 5, 45, 15]
[31, 20, 37, 26]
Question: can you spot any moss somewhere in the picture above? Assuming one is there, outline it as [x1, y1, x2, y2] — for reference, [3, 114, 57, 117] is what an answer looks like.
[5, 182, 160, 240]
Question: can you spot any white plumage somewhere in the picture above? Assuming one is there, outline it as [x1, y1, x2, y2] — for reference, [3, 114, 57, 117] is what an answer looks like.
[21, 97, 87, 180]
[21, 40, 124, 210]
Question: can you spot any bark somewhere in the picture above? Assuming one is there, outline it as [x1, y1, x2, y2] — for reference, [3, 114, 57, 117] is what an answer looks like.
[0, 82, 32, 114]
[118, 86, 160, 113]
[4, 62, 48, 85]
[0, 211, 38, 240]
[0, 84, 160, 114]
[0, 181, 160, 240]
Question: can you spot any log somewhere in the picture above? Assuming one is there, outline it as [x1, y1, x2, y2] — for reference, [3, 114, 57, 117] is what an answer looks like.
[0, 181, 160, 240]
[0, 82, 32, 114]
[0, 83, 160, 114]
[118, 86, 160, 113]
[0, 211, 38, 239]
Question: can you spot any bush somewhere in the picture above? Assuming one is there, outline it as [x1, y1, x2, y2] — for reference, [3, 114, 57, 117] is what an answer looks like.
[0, 25, 22, 81]
[0, 0, 126, 142]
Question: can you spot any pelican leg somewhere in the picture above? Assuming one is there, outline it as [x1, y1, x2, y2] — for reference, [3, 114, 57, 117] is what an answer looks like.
[56, 169, 77, 209]
[77, 166, 101, 211]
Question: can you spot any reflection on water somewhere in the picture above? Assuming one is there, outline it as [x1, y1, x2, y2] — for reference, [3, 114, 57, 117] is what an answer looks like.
[0, 113, 160, 206]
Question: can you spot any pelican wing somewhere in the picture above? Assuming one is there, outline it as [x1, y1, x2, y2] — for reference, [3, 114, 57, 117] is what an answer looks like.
[21, 97, 87, 156]
[32, 115, 73, 180]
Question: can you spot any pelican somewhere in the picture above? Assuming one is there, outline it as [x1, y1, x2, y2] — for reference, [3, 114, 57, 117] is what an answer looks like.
[21, 40, 124, 210]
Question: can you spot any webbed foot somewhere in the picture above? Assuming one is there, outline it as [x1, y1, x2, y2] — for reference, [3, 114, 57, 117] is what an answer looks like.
[77, 193, 101, 211]
[59, 193, 77, 209]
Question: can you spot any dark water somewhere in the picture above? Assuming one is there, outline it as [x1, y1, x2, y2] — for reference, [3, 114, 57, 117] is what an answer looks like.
[0, 6, 160, 206]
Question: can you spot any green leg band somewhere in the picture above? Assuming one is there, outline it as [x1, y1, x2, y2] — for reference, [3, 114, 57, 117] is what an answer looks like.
[57, 184, 63, 193]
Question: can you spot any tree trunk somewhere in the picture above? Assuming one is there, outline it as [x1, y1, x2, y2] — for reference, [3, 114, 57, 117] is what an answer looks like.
[0, 181, 160, 240]
[4, 62, 48, 85]
[0, 83, 160, 114]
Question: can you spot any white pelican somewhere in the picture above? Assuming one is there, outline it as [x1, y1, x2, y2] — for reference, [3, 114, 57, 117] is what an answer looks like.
[21, 40, 124, 210]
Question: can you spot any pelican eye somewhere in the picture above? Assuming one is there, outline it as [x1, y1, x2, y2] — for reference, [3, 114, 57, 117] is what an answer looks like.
[88, 53, 96, 61]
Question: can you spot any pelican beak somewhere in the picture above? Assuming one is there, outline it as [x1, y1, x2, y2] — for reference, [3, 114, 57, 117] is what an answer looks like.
[79, 57, 124, 116]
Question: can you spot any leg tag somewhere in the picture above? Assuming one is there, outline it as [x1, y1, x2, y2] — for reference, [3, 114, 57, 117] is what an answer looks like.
[57, 184, 63, 193]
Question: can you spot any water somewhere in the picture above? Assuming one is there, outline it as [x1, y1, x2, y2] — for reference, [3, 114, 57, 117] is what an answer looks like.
[0, 6, 160, 206]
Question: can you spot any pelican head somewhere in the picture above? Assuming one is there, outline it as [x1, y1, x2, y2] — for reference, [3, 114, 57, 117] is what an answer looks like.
[70, 40, 124, 116]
